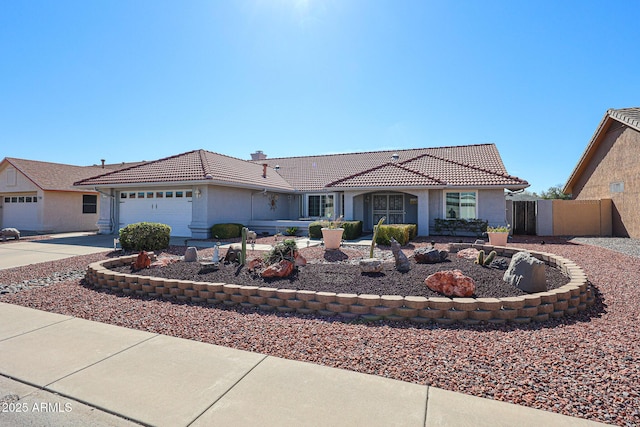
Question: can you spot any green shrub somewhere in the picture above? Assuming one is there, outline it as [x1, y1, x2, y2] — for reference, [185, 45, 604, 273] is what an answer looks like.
[119, 222, 171, 252]
[210, 223, 244, 239]
[375, 224, 416, 246]
[308, 220, 362, 240]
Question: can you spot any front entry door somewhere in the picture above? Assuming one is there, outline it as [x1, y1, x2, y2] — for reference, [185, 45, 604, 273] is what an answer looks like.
[373, 194, 404, 224]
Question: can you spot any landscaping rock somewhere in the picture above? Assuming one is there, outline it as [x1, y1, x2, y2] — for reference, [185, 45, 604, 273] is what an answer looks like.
[184, 246, 198, 262]
[225, 245, 242, 263]
[503, 251, 546, 293]
[390, 238, 411, 272]
[457, 248, 480, 260]
[247, 257, 264, 271]
[133, 251, 151, 270]
[414, 247, 448, 264]
[359, 258, 383, 273]
[425, 269, 475, 297]
[261, 259, 295, 278]
[1, 228, 20, 241]
[294, 251, 307, 266]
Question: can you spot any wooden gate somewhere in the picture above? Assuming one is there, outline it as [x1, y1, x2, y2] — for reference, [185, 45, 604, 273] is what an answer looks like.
[512, 201, 537, 235]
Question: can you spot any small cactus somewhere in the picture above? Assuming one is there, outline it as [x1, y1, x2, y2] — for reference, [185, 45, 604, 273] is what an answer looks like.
[484, 250, 497, 266]
[475, 249, 497, 266]
[241, 227, 248, 265]
[370, 216, 386, 258]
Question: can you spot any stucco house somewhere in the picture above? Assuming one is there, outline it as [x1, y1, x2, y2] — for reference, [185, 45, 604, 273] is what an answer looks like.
[74, 144, 528, 238]
[0, 158, 114, 233]
[564, 107, 640, 238]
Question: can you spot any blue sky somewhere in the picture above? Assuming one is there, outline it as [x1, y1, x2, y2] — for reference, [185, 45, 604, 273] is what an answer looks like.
[1, 1, 639, 194]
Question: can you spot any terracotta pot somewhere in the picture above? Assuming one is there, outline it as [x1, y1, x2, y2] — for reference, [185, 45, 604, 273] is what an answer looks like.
[321, 228, 344, 250]
[487, 232, 509, 246]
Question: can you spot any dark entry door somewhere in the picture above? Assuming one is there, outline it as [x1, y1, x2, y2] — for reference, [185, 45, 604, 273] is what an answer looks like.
[513, 201, 537, 235]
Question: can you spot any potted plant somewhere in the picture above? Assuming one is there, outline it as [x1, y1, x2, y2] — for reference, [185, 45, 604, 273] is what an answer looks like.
[321, 215, 344, 250]
[486, 224, 510, 246]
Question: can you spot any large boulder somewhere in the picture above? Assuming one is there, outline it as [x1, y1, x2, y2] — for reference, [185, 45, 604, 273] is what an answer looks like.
[261, 259, 295, 278]
[503, 251, 547, 293]
[390, 238, 411, 272]
[359, 258, 383, 273]
[425, 270, 475, 297]
[1, 228, 20, 241]
[414, 247, 448, 264]
[184, 246, 198, 262]
[133, 251, 151, 270]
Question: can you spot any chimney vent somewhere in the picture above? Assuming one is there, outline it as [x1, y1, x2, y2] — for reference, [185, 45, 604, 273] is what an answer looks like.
[391, 153, 399, 161]
[251, 150, 267, 161]
[100, 159, 105, 168]
[262, 163, 268, 178]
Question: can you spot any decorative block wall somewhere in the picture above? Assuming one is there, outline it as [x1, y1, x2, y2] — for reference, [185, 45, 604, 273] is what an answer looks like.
[84, 243, 594, 325]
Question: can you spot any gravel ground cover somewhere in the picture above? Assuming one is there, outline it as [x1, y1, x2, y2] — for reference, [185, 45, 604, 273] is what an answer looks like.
[1, 237, 639, 426]
[111, 248, 569, 298]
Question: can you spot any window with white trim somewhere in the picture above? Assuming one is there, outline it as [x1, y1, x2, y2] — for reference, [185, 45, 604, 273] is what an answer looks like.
[307, 194, 334, 218]
[445, 191, 477, 219]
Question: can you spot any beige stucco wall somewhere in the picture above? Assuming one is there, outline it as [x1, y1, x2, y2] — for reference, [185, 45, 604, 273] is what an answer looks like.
[42, 191, 99, 233]
[572, 124, 640, 237]
[552, 199, 612, 236]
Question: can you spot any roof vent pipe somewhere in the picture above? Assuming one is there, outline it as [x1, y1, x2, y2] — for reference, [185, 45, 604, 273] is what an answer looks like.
[262, 163, 267, 178]
[100, 159, 105, 168]
[391, 153, 399, 161]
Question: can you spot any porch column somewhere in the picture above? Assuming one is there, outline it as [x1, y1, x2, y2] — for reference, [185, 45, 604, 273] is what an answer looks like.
[416, 189, 430, 236]
[189, 186, 210, 239]
[96, 188, 114, 234]
[343, 192, 356, 220]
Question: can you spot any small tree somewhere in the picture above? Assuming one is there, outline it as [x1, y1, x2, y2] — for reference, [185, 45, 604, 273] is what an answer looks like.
[540, 185, 571, 200]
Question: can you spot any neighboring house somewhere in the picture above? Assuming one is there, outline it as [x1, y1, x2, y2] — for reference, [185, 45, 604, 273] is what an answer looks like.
[564, 107, 640, 238]
[0, 158, 110, 233]
[74, 144, 528, 237]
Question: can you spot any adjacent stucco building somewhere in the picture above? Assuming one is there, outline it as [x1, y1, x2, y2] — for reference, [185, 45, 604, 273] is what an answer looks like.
[564, 108, 640, 237]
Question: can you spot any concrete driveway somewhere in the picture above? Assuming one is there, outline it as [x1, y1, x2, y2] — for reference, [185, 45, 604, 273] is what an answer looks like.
[0, 233, 117, 270]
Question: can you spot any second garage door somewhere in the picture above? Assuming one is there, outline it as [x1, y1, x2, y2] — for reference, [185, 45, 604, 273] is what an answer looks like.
[119, 190, 193, 236]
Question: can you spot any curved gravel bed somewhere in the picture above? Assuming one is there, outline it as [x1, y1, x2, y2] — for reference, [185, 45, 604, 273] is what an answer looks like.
[1, 239, 639, 426]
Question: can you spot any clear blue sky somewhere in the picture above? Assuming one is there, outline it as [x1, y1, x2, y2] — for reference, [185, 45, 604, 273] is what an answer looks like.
[2, 1, 639, 194]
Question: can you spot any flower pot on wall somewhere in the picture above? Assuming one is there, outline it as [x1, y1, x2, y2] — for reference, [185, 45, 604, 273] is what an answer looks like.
[487, 232, 509, 247]
[321, 228, 344, 250]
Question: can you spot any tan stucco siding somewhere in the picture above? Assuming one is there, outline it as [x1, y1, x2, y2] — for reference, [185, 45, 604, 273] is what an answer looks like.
[42, 192, 99, 233]
[572, 125, 640, 237]
[0, 164, 40, 193]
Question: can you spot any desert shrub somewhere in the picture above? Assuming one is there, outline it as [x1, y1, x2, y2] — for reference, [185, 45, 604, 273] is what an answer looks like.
[210, 223, 244, 239]
[119, 222, 171, 252]
[264, 239, 298, 264]
[285, 227, 298, 236]
[375, 224, 416, 246]
[308, 220, 362, 240]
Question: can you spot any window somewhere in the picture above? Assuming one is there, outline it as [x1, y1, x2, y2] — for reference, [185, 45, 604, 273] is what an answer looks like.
[307, 194, 334, 218]
[147, 192, 154, 198]
[11, 197, 17, 203]
[176, 191, 183, 198]
[186, 191, 193, 198]
[83, 195, 97, 214]
[138, 192, 145, 199]
[445, 192, 477, 219]
[120, 193, 127, 199]
[129, 192, 136, 199]
[156, 192, 163, 198]
[4, 197, 9, 203]
[166, 191, 173, 198]
[18, 197, 24, 203]
[26, 196, 32, 202]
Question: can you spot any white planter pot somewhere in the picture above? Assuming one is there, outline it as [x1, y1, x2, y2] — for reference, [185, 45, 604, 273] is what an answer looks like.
[321, 228, 344, 250]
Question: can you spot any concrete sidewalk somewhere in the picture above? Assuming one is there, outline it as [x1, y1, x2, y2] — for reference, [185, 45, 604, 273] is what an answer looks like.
[0, 303, 607, 427]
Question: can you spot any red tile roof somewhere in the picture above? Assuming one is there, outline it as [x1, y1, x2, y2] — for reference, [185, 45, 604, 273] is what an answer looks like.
[74, 149, 295, 191]
[264, 144, 528, 190]
[1, 158, 113, 193]
[73, 144, 528, 191]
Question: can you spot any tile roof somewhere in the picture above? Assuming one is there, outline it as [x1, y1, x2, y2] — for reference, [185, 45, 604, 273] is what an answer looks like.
[1, 158, 112, 193]
[74, 149, 295, 191]
[262, 144, 528, 191]
[608, 107, 640, 132]
[564, 107, 640, 194]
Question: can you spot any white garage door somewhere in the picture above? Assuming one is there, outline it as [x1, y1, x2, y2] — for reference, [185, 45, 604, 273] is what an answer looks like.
[2, 194, 39, 230]
[119, 190, 193, 236]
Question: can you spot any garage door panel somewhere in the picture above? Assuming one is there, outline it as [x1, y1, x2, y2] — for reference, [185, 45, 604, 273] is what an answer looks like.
[119, 190, 192, 236]
[2, 194, 39, 230]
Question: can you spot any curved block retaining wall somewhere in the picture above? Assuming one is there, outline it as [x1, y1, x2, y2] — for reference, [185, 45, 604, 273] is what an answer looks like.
[84, 243, 594, 325]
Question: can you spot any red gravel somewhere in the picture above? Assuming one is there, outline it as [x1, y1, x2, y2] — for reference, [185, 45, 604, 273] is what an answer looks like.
[1, 237, 639, 426]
